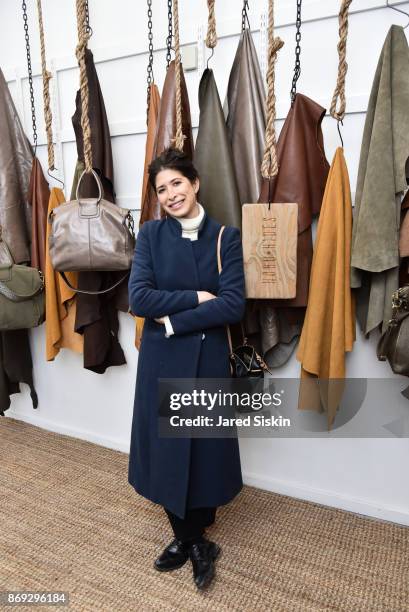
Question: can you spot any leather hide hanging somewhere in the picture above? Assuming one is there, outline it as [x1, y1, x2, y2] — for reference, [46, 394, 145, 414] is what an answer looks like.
[0, 67, 37, 413]
[224, 28, 267, 349]
[139, 83, 161, 227]
[28, 157, 50, 273]
[252, 93, 330, 368]
[297, 147, 356, 429]
[135, 83, 161, 350]
[351, 26, 409, 337]
[142, 61, 194, 222]
[224, 29, 266, 207]
[194, 68, 241, 229]
[71, 49, 126, 374]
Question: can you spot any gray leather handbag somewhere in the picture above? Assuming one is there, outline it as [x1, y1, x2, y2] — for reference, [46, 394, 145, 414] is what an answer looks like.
[0, 231, 45, 330]
[49, 169, 135, 275]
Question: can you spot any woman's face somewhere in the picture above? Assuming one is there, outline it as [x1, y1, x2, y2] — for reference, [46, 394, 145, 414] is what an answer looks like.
[155, 168, 199, 219]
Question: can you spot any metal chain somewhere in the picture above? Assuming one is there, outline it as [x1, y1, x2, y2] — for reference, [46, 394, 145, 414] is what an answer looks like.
[84, 0, 93, 37]
[146, 0, 154, 121]
[290, 0, 302, 105]
[166, 0, 173, 69]
[22, 0, 38, 149]
[242, 0, 250, 31]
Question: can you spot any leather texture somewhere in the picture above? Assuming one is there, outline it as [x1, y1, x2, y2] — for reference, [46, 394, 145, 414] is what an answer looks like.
[28, 157, 50, 273]
[224, 29, 266, 206]
[45, 187, 83, 361]
[70, 51, 126, 374]
[0, 68, 33, 264]
[351, 26, 409, 336]
[142, 61, 194, 222]
[0, 67, 37, 414]
[229, 344, 264, 378]
[72, 50, 115, 203]
[377, 285, 409, 376]
[136, 83, 161, 350]
[189, 538, 221, 589]
[252, 93, 329, 368]
[0, 237, 44, 331]
[154, 539, 190, 572]
[297, 148, 356, 429]
[258, 93, 329, 304]
[139, 83, 161, 226]
[224, 28, 266, 352]
[194, 68, 241, 229]
[49, 169, 135, 272]
[0, 330, 38, 416]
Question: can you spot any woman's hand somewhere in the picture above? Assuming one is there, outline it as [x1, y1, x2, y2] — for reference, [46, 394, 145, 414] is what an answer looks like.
[154, 317, 166, 324]
[197, 291, 217, 304]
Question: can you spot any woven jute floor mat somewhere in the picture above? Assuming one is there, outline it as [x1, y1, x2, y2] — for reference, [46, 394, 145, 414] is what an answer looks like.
[1, 417, 408, 612]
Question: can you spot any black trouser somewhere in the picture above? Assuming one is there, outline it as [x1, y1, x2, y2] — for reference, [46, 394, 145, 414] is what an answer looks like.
[164, 506, 217, 543]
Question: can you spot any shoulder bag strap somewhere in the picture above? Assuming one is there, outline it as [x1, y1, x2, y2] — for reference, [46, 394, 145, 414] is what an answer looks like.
[58, 271, 129, 295]
[217, 226, 233, 354]
[0, 277, 44, 302]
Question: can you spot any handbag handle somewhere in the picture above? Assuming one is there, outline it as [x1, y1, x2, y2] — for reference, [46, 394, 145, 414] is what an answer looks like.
[0, 237, 14, 266]
[75, 168, 104, 203]
[0, 235, 44, 301]
[0, 274, 44, 302]
[216, 225, 225, 275]
[58, 271, 129, 295]
[217, 226, 273, 376]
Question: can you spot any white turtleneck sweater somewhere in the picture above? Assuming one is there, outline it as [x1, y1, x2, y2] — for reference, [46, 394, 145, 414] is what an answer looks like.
[176, 202, 205, 240]
[163, 202, 205, 337]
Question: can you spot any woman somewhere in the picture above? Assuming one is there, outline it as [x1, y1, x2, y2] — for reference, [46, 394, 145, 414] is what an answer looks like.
[128, 147, 246, 589]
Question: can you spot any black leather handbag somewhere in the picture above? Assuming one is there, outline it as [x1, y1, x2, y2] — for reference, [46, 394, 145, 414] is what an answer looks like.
[217, 226, 272, 378]
[229, 341, 273, 378]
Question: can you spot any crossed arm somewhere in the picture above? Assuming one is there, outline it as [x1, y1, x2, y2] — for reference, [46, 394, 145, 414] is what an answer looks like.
[128, 223, 199, 318]
[128, 223, 246, 336]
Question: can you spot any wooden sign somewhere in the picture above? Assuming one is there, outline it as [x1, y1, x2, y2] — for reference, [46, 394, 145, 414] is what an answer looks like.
[242, 203, 298, 299]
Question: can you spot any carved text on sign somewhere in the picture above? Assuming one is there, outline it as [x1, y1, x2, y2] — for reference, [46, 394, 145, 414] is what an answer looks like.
[242, 202, 297, 299]
[259, 216, 277, 283]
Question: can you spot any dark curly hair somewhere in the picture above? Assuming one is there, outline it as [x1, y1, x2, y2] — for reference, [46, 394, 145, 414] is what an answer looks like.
[148, 148, 199, 192]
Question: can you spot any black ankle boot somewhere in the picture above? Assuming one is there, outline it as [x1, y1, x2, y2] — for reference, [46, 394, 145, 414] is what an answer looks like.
[188, 536, 221, 589]
[154, 539, 190, 572]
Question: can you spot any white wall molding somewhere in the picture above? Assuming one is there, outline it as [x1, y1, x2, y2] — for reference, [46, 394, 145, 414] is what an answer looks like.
[6, 410, 409, 527]
[243, 470, 409, 527]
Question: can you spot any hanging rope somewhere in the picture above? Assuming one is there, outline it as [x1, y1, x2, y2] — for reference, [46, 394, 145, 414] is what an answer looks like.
[205, 0, 217, 48]
[36, 0, 54, 170]
[75, 0, 93, 173]
[330, 0, 353, 122]
[261, 0, 284, 179]
[172, 0, 185, 151]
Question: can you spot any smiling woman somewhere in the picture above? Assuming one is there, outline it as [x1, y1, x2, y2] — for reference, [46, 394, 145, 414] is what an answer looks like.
[155, 167, 200, 218]
[127, 147, 246, 590]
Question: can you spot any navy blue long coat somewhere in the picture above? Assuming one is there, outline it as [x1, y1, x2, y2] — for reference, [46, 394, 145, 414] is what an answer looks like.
[128, 211, 246, 519]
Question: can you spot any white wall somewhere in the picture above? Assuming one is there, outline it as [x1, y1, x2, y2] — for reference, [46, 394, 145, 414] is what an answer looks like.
[2, 0, 409, 526]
